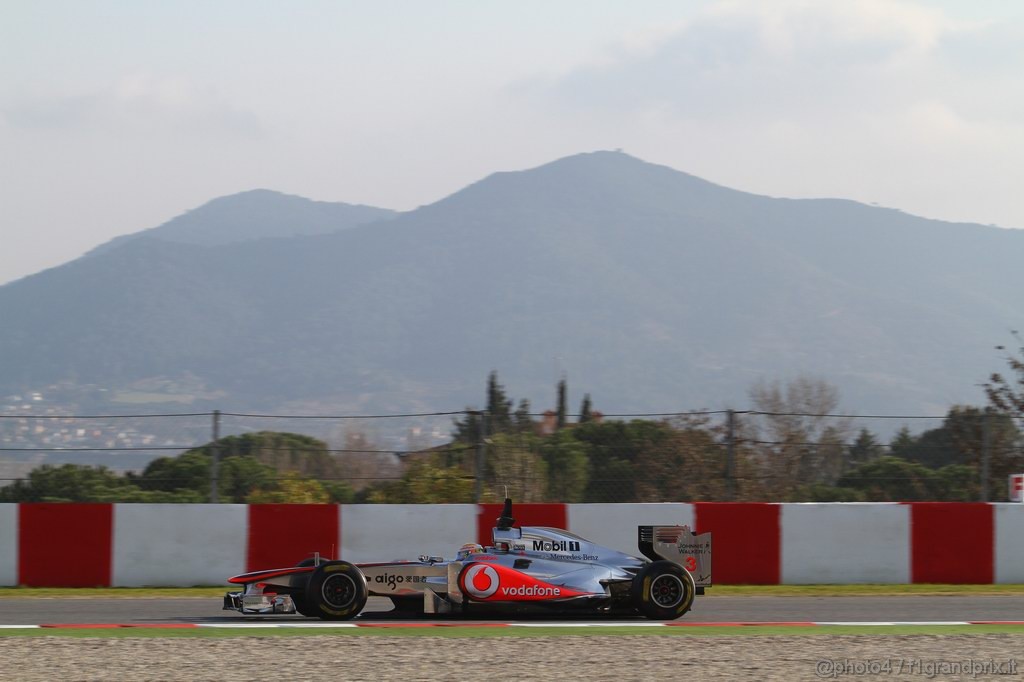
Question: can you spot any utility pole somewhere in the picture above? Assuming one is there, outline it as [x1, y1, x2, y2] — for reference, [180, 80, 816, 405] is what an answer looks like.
[210, 409, 221, 503]
[725, 410, 736, 501]
[474, 411, 488, 503]
[981, 408, 991, 502]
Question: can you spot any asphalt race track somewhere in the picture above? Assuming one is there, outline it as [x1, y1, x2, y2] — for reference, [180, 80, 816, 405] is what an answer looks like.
[3, 595, 1023, 625]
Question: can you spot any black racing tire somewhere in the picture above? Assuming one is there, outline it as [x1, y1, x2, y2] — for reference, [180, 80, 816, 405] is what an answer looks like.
[290, 558, 320, 617]
[631, 560, 696, 620]
[305, 561, 368, 620]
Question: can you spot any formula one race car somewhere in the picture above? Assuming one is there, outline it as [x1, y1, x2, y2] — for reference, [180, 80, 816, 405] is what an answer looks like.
[224, 498, 712, 620]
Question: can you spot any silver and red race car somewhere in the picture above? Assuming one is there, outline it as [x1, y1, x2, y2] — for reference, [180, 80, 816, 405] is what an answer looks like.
[223, 498, 712, 620]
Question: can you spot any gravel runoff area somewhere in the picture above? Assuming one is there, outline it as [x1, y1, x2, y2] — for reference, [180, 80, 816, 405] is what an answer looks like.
[1, 635, 1021, 682]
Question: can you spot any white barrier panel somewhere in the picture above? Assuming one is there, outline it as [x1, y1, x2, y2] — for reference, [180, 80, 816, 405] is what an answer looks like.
[567, 504, 694, 557]
[0, 505, 16, 586]
[112, 504, 248, 586]
[339, 504, 476, 564]
[781, 503, 910, 584]
[994, 503, 1024, 583]
[9, 502, 1022, 586]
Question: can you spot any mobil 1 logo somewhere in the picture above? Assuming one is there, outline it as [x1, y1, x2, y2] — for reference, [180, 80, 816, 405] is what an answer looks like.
[531, 540, 581, 553]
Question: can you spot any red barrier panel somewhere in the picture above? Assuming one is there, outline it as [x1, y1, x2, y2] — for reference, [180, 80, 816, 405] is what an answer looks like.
[19, 503, 113, 587]
[246, 504, 339, 571]
[695, 503, 780, 584]
[476, 504, 568, 546]
[910, 503, 994, 584]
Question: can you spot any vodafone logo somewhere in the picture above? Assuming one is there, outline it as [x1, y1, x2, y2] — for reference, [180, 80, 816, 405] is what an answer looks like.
[462, 564, 499, 599]
[500, 584, 560, 597]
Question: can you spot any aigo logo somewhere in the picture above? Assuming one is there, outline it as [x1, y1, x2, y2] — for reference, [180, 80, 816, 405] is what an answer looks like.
[462, 564, 500, 599]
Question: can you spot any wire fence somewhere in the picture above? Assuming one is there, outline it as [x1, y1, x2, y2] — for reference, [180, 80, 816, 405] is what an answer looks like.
[1, 407, 1022, 503]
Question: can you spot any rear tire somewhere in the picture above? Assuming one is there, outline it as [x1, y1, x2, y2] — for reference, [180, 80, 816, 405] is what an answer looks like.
[631, 560, 695, 620]
[305, 561, 368, 620]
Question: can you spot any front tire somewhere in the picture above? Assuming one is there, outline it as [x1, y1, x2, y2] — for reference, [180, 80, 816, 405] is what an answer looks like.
[631, 560, 695, 620]
[290, 558, 320, 617]
[305, 561, 368, 620]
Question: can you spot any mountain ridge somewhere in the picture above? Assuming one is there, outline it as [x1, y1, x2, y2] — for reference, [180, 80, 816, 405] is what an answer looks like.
[1, 151, 1020, 419]
[85, 189, 397, 256]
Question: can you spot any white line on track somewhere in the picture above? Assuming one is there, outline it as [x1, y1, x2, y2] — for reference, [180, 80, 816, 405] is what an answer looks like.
[513, 622, 668, 627]
[1, 621, 1020, 629]
[198, 623, 358, 628]
[813, 621, 970, 626]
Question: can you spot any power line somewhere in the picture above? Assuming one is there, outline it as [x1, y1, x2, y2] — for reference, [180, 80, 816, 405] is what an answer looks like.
[219, 410, 467, 419]
[0, 412, 211, 419]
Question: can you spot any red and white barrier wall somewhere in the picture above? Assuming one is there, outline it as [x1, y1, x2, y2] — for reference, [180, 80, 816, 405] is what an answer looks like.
[1, 502, 1022, 587]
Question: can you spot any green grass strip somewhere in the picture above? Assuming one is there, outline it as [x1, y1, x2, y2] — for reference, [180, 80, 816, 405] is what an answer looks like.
[0, 624, 1022, 638]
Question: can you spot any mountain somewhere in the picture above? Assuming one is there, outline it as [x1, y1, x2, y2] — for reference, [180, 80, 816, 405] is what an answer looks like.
[1, 151, 1021, 421]
[86, 189, 397, 254]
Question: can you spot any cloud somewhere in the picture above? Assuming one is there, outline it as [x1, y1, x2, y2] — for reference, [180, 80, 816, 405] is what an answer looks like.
[535, 0, 1022, 126]
[508, 0, 1024, 229]
[2, 74, 264, 138]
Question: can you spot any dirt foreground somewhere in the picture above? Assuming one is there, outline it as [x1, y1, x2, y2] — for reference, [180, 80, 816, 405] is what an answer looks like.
[1, 634, 1021, 681]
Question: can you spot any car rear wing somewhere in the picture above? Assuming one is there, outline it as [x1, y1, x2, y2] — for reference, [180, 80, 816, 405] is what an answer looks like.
[638, 525, 712, 587]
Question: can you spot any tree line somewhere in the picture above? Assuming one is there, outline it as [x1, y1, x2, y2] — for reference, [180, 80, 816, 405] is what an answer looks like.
[4, 339, 1024, 504]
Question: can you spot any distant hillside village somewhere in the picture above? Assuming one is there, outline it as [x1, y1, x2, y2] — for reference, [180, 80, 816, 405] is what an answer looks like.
[0, 391, 176, 479]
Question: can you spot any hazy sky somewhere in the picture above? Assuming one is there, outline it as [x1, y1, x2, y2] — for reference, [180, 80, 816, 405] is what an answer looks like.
[3, 0, 1023, 285]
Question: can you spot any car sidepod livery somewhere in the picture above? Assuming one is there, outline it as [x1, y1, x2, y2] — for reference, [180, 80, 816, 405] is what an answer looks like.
[223, 498, 712, 620]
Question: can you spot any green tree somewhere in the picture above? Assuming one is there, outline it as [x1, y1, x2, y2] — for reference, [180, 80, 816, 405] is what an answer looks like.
[579, 394, 593, 424]
[486, 370, 513, 433]
[513, 399, 534, 433]
[362, 457, 474, 503]
[791, 483, 865, 502]
[540, 430, 589, 502]
[134, 449, 278, 503]
[573, 420, 673, 502]
[485, 432, 549, 502]
[884, 407, 1021, 498]
[453, 372, 516, 443]
[452, 410, 482, 444]
[218, 456, 279, 503]
[931, 464, 980, 501]
[837, 456, 937, 501]
[0, 464, 197, 503]
[247, 472, 331, 503]
[198, 432, 339, 479]
[633, 419, 725, 502]
[847, 429, 885, 469]
[889, 426, 917, 459]
[322, 480, 357, 503]
[134, 451, 212, 494]
[134, 431, 342, 502]
[556, 378, 568, 430]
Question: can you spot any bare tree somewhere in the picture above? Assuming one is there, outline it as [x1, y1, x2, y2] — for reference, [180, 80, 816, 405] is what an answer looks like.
[336, 422, 399, 491]
[747, 376, 851, 497]
[987, 332, 1024, 414]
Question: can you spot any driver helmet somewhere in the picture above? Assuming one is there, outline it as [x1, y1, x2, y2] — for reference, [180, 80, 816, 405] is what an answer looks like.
[456, 543, 485, 560]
